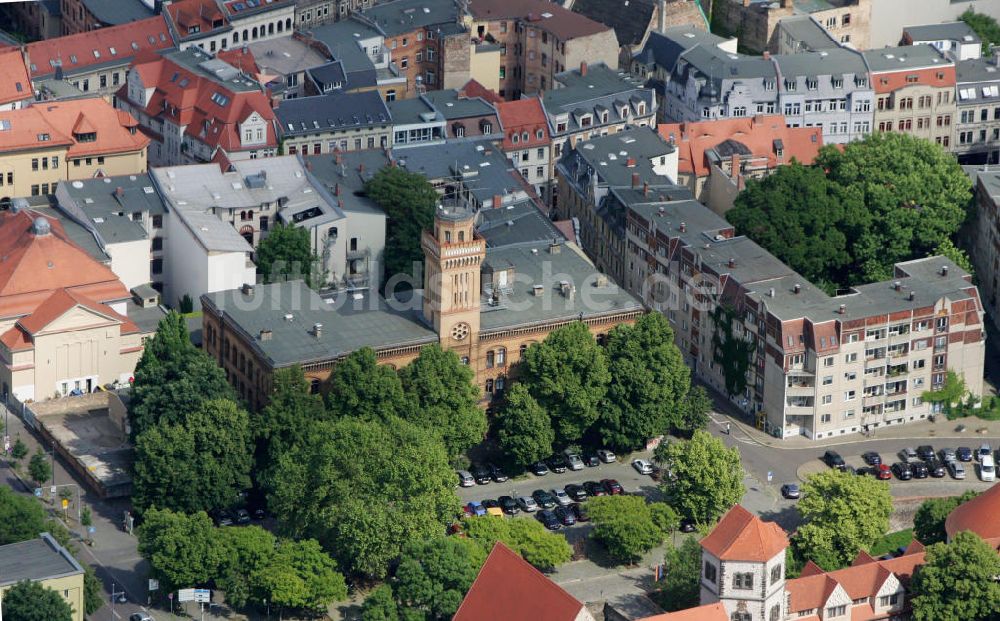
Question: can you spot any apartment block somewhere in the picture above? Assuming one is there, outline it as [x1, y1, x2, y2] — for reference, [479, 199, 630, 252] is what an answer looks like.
[162, 0, 296, 54]
[294, 0, 372, 27]
[306, 19, 408, 101]
[954, 52, 1000, 165]
[118, 47, 278, 166]
[0, 98, 149, 201]
[865, 45, 956, 148]
[496, 97, 553, 204]
[276, 90, 392, 154]
[902, 22, 981, 62]
[712, 0, 870, 53]
[971, 169, 1000, 330]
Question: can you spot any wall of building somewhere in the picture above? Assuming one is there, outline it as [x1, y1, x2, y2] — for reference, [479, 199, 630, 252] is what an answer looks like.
[164, 215, 255, 310]
[0, 572, 85, 621]
[470, 46, 501, 92]
[869, 0, 1000, 49]
[283, 125, 392, 155]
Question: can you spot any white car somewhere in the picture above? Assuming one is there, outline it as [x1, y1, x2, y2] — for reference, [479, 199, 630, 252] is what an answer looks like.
[632, 459, 654, 475]
[597, 449, 617, 463]
[551, 488, 573, 506]
[978, 443, 993, 462]
[980, 455, 996, 482]
[565, 453, 585, 471]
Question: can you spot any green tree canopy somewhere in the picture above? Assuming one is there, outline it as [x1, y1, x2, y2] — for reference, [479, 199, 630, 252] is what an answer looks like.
[267, 417, 460, 578]
[461, 516, 572, 570]
[257, 538, 349, 614]
[656, 431, 745, 524]
[83, 567, 104, 616]
[913, 491, 979, 546]
[393, 536, 486, 620]
[600, 313, 692, 450]
[792, 469, 892, 570]
[675, 385, 712, 435]
[521, 322, 610, 446]
[654, 537, 702, 612]
[0, 485, 47, 545]
[587, 495, 666, 564]
[399, 344, 487, 459]
[325, 347, 410, 420]
[494, 383, 554, 468]
[256, 221, 320, 288]
[137, 508, 220, 592]
[2, 580, 74, 621]
[362, 585, 400, 621]
[961, 10, 1000, 53]
[132, 398, 253, 515]
[28, 447, 51, 486]
[129, 312, 235, 437]
[257, 365, 329, 479]
[215, 524, 279, 608]
[911, 531, 1000, 621]
[364, 166, 439, 288]
[932, 239, 975, 278]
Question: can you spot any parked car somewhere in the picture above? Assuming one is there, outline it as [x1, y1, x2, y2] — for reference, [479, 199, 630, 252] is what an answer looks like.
[536, 509, 562, 530]
[862, 451, 882, 466]
[822, 450, 846, 470]
[565, 453, 585, 471]
[482, 499, 501, 510]
[957, 446, 974, 462]
[532, 489, 557, 509]
[213, 510, 234, 527]
[911, 461, 929, 479]
[978, 443, 993, 462]
[235, 508, 251, 525]
[875, 464, 892, 480]
[547, 455, 569, 473]
[780, 483, 800, 499]
[569, 502, 589, 522]
[465, 501, 487, 517]
[602, 479, 623, 495]
[892, 462, 913, 480]
[939, 448, 957, 463]
[632, 459, 654, 475]
[925, 459, 946, 478]
[597, 449, 617, 463]
[130, 614, 154, 621]
[584, 481, 607, 497]
[498, 495, 519, 515]
[489, 464, 508, 482]
[457, 470, 475, 487]
[899, 447, 917, 461]
[564, 484, 588, 502]
[980, 455, 996, 482]
[471, 464, 492, 485]
[582, 453, 600, 467]
[554, 505, 577, 526]
[551, 488, 573, 507]
[855, 466, 874, 477]
[948, 460, 966, 480]
[251, 506, 266, 520]
[916, 445, 935, 461]
[679, 518, 697, 533]
[516, 496, 538, 512]
[530, 462, 550, 476]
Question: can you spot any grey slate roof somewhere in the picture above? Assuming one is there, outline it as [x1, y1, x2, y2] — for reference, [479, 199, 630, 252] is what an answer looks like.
[60, 173, 167, 217]
[162, 48, 261, 92]
[773, 47, 867, 78]
[247, 36, 329, 77]
[396, 141, 524, 204]
[0, 534, 85, 587]
[633, 26, 728, 71]
[863, 45, 951, 72]
[202, 281, 438, 367]
[304, 149, 391, 216]
[276, 90, 390, 138]
[387, 96, 443, 125]
[776, 15, 839, 52]
[570, 0, 655, 48]
[421, 89, 497, 121]
[478, 200, 565, 248]
[362, 0, 459, 37]
[904, 21, 980, 44]
[560, 127, 676, 189]
[956, 57, 1000, 85]
[674, 44, 777, 83]
[81, 0, 153, 25]
[546, 63, 651, 111]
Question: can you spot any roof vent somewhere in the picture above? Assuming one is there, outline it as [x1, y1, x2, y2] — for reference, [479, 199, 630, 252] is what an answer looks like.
[941, 265, 949, 276]
[548, 242, 561, 254]
[312, 323, 323, 337]
[728, 258, 736, 268]
[793, 283, 801, 294]
[679, 222, 686, 233]
[893, 281, 902, 291]
[532, 284, 544, 296]
[596, 274, 609, 287]
[768, 288, 775, 298]
[908, 291, 915, 301]
[10, 198, 29, 213]
[241, 283, 254, 295]
[283, 313, 293, 321]
[31, 217, 51, 236]
[838, 304, 846, 314]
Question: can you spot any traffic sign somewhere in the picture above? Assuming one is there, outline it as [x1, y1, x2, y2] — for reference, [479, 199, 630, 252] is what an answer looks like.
[194, 589, 211, 603]
[149, 578, 159, 591]
[49, 485, 56, 495]
[178, 588, 195, 602]
[34, 488, 42, 497]
[61, 498, 69, 509]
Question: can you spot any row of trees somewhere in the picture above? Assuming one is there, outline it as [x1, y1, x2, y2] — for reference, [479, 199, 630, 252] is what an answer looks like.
[497, 314, 712, 466]
[727, 133, 973, 290]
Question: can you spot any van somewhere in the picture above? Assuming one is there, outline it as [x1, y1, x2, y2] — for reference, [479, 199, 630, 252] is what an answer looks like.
[980, 455, 996, 482]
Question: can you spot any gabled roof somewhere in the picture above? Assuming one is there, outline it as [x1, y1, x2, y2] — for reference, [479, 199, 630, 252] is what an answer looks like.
[0, 48, 32, 106]
[25, 15, 173, 80]
[496, 97, 550, 150]
[700, 504, 789, 562]
[0, 98, 149, 158]
[468, 0, 611, 41]
[571, 0, 655, 48]
[167, 0, 229, 40]
[453, 542, 586, 621]
[17, 288, 126, 335]
[946, 483, 1000, 540]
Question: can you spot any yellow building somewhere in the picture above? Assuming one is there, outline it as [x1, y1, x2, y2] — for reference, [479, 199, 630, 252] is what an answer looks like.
[0, 533, 86, 621]
[0, 97, 149, 203]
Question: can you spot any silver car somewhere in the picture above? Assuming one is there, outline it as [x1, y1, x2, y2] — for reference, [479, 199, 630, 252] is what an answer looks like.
[457, 470, 475, 487]
[550, 488, 573, 506]
[948, 460, 966, 480]
[517, 496, 539, 512]
[632, 459, 654, 475]
[565, 453, 585, 471]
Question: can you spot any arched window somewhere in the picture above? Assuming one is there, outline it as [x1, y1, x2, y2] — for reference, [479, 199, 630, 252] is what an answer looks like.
[242, 29, 248, 41]
[458, 230, 465, 242]
[309, 378, 320, 394]
[485, 379, 494, 393]
[277, 20, 283, 32]
[486, 350, 495, 368]
[233, 31, 239, 43]
[252, 26, 258, 39]
[268, 22, 274, 35]
[248, 209, 254, 220]
[285, 17, 292, 30]
[240, 210, 246, 220]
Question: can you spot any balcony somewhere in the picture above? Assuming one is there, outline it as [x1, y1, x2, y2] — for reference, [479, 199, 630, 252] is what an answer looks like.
[347, 247, 371, 261]
[863, 395, 884, 409]
[786, 383, 815, 397]
[784, 403, 815, 416]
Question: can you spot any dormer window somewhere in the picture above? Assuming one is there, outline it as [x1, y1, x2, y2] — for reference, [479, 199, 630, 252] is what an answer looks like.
[764, 79, 776, 91]
[454, 124, 465, 137]
[480, 120, 492, 134]
[535, 128, 544, 139]
[637, 103, 645, 115]
[600, 111, 608, 123]
[579, 115, 592, 127]
[188, 25, 200, 34]
[806, 78, 818, 90]
[832, 77, 843, 88]
[521, 131, 529, 141]
[512, 133, 519, 144]
[784, 79, 797, 91]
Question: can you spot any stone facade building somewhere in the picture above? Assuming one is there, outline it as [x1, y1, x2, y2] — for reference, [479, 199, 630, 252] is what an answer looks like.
[713, 0, 870, 53]
[954, 52, 1000, 165]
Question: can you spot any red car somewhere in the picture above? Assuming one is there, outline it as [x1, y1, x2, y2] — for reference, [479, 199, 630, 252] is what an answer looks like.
[876, 464, 892, 480]
[601, 479, 623, 495]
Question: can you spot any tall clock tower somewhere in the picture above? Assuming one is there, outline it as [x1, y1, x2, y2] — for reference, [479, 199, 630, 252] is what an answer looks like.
[422, 206, 484, 357]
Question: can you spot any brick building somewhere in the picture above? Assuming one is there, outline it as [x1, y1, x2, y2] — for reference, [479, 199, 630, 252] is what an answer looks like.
[59, 0, 153, 35]
[713, 0, 870, 53]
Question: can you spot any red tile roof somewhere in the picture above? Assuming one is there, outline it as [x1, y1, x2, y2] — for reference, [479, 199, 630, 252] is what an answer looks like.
[658, 115, 822, 178]
[453, 542, 587, 621]
[700, 505, 789, 562]
[468, 0, 611, 40]
[167, 0, 228, 39]
[638, 603, 728, 621]
[460, 79, 503, 105]
[25, 15, 173, 80]
[946, 483, 1000, 540]
[0, 98, 149, 158]
[496, 97, 550, 151]
[18, 288, 124, 335]
[0, 49, 31, 107]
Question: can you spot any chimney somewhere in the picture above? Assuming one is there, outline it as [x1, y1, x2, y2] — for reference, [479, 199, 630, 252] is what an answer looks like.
[893, 281, 902, 291]
[679, 222, 686, 232]
[728, 258, 736, 268]
[596, 274, 609, 287]
[549, 241, 561, 254]
[631, 172, 640, 188]
[657, 0, 666, 32]
[334, 183, 340, 196]
[359, 163, 365, 174]
[626, 157, 637, 167]
[580, 62, 588, 77]
[908, 291, 915, 301]
[657, 206, 665, 216]
[768, 288, 775, 297]
[941, 265, 949, 276]
[730, 153, 740, 177]
[259, 329, 272, 341]
[312, 323, 323, 338]
[241, 283, 255, 295]
[763, 51, 770, 60]
[115, 186, 124, 197]
[781, 0, 791, 7]
[793, 283, 801, 294]
[643, 182, 649, 196]
[493, 194, 502, 208]
[838, 304, 846, 314]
